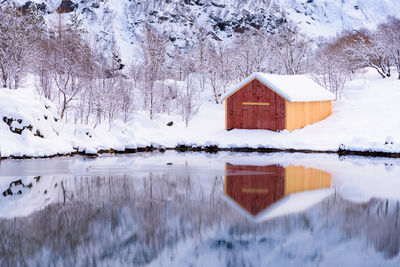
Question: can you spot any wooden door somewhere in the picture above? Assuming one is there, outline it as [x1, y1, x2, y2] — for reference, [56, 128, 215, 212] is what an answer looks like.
[241, 107, 250, 128]
[243, 79, 276, 130]
[257, 104, 272, 129]
[274, 94, 285, 131]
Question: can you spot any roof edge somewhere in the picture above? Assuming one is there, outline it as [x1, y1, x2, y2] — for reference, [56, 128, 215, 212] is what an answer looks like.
[220, 72, 295, 102]
[220, 73, 259, 101]
[221, 72, 335, 103]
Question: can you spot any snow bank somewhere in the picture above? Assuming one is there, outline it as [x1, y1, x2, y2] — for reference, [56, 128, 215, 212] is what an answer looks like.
[1, 68, 400, 157]
[0, 87, 73, 158]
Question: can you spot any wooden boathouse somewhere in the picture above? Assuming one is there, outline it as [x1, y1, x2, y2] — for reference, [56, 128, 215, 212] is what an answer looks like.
[222, 73, 335, 131]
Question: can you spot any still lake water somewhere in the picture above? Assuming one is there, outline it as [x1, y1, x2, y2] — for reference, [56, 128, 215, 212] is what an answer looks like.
[0, 151, 400, 266]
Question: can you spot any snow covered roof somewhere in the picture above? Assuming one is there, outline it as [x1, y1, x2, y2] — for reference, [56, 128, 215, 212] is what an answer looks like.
[221, 72, 335, 102]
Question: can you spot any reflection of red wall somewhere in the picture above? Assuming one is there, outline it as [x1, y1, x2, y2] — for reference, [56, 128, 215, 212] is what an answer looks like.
[225, 164, 285, 216]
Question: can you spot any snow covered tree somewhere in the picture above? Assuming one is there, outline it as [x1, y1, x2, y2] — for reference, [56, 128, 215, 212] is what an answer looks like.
[231, 31, 277, 80]
[179, 74, 200, 127]
[35, 39, 54, 100]
[79, 41, 133, 126]
[312, 39, 354, 99]
[48, 13, 95, 120]
[192, 28, 209, 92]
[99, 76, 125, 125]
[275, 23, 313, 75]
[0, 3, 45, 89]
[376, 17, 400, 79]
[340, 29, 391, 78]
[141, 25, 168, 119]
[206, 42, 232, 104]
[231, 32, 264, 79]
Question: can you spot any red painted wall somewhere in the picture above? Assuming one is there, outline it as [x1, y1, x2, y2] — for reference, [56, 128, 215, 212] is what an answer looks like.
[226, 79, 285, 131]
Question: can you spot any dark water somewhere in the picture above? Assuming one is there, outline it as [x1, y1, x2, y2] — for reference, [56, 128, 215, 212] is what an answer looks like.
[0, 152, 399, 266]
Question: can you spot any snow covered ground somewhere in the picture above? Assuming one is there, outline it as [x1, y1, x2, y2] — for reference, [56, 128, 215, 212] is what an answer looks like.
[134, 68, 400, 153]
[0, 84, 73, 158]
[0, 69, 399, 157]
[159, 69, 400, 153]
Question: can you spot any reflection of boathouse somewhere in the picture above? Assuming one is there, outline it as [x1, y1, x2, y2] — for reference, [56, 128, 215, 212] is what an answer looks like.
[224, 164, 332, 217]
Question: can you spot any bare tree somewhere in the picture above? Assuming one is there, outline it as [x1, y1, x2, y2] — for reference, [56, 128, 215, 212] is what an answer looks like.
[312, 39, 354, 99]
[275, 23, 313, 75]
[179, 73, 200, 127]
[0, 3, 45, 89]
[340, 29, 391, 78]
[376, 17, 400, 79]
[48, 14, 94, 120]
[192, 28, 209, 92]
[231, 31, 276, 80]
[35, 39, 54, 100]
[206, 42, 232, 103]
[141, 25, 168, 119]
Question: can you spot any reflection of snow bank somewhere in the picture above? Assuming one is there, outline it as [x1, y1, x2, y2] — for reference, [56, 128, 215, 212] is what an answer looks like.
[0, 175, 63, 218]
[1, 150, 400, 219]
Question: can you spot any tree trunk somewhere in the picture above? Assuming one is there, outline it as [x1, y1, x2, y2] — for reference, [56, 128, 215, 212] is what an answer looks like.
[60, 93, 67, 119]
[0, 65, 7, 88]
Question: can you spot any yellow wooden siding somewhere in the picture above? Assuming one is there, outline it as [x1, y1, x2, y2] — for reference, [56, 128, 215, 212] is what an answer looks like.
[285, 100, 332, 131]
[284, 165, 331, 196]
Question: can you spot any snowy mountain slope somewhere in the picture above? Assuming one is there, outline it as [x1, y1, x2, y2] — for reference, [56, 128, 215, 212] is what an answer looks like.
[65, 0, 286, 61]
[278, 0, 400, 37]
[7, 0, 400, 63]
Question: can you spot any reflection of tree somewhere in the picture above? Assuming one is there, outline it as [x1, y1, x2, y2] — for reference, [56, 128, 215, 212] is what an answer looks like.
[328, 197, 400, 258]
[0, 175, 399, 266]
[0, 174, 228, 266]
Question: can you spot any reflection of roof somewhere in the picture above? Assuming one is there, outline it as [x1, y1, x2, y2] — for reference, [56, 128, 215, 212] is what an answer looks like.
[221, 72, 335, 102]
[224, 163, 332, 221]
[222, 188, 334, 222]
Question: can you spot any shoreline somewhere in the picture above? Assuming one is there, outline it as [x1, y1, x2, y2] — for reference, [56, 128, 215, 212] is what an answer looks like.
[2, 145, 400, 160]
